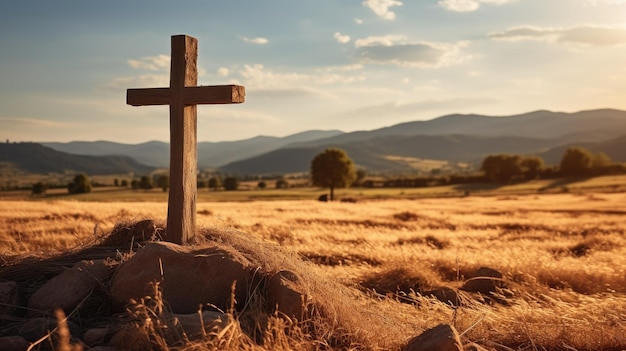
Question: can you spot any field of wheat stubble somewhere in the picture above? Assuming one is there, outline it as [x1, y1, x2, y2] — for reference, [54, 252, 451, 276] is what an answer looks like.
[0, 193, 625, 350]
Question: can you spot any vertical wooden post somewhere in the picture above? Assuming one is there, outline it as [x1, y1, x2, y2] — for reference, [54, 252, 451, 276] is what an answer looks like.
[168, 35, 197, 244]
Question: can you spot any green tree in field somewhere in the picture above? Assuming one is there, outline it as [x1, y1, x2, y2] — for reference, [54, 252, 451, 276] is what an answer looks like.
[592, 152, 611, 171]
[157, 174, 169, 192]
[208, 177, 222, 191]
[353, 169, 367, 186]
[121, 179, 129, 187]
[311, 148, 357, 201]
[257, 181, 267, 189]
[520, 156, 544, 180]
[32, 182, 47, 195]
[113, 178, 119, 187]
[275, 178, 289, 189]
[560, 147, 593, 176]
[481, 154, 523, 182]
[139, 175, 153, 190]
[68, 173, 92, 194]
[223, 177, 239, 191]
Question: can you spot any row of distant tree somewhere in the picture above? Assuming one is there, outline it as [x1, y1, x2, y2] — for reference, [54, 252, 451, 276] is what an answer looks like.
[29, 146, 624, 198]
[367, 146, 625, 189]
[30, 173, 294, 195]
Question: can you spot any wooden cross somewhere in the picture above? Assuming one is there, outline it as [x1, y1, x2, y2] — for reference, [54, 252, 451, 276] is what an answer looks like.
[127, 35, 245, 244]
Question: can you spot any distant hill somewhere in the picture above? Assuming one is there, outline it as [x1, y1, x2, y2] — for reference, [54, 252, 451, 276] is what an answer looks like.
[0, 142, 155, 175]
[291, 109, 626, 147]
[539, 135, 626, 165]
[39, 108, 626, 174]
[219, 134, 566, 174]
[220, 109, 626, 174]
[44, 130, 344, 168]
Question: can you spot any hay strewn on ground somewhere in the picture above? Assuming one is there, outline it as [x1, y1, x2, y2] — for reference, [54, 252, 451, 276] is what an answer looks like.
[1, 193, 625, 350]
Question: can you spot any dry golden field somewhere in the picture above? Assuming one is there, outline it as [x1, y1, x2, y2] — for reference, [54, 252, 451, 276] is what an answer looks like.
[1, 193, 625, 350]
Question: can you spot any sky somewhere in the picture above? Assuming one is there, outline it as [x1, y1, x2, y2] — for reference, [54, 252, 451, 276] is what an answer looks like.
[1, 0, 626, 144]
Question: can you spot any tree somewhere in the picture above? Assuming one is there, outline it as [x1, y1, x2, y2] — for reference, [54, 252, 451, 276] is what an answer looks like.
[68, 173, 92, 194]
[520, 156, 544, 180]
[353, 169, 366, 186]
[560, 147, 593, 176]
[32, 182, 47, 195]
[197, 178, 208, 189]
[481, 154, 523, 182]
[275, 178, 289, 189]
[592, 152, 611, 172]
[310, 148, 357, 201]
[113, 178, 119, 187]
[208, 177, 222, 191]
[139, 175, 153, 190]
[257, 181, 267, 189]
[157, 174, 169, 192]
[121, 179, 129, 187]
[223, 177, 239, 191]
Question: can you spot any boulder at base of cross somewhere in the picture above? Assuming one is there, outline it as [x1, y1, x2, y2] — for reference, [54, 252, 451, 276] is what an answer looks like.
[110, 242, 253, 314]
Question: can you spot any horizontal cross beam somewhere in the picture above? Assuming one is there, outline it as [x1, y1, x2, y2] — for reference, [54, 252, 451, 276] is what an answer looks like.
[127, 85, 245, 106]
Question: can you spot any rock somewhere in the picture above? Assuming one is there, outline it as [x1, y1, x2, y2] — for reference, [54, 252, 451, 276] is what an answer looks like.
[27, 260, 112, 315]
[110, 242, 252, 314]
[267, 270, 310, 320]
[90, 347, 120, 351]
[18, 316, 81, 343]
[0, 336, 30, 351]
[460, 267, 504, 295]
[402, 324, 463, 351]
[108, 325, 151, 351]
[464, 342, 490, 351]
[173, 311, 229, 339]
[423, 287, 462, 306]
[18, 317, 54, 342]
[0, 281, 19, 317]
[83, 327, 112, 346]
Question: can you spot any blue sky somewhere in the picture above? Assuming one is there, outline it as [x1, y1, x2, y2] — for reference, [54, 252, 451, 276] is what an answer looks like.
[1, 0, 625, 143]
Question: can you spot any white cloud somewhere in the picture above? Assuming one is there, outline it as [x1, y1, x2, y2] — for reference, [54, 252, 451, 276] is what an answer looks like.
[240, 36, 269, 44]
[354, 18, 364, 24]
[106, 74, 169, 90]
[489, 24, 626, 46]
[318, 64, 364, 72]
[198, 106, 280, 123]
[362, 0, 403, 20]
[127, 54, 170, 71]
[354, 36, 470, 68]
[217, 67, 230, 77]
[238, 64, 364, 89]
[355, 35, 407, 48]
[439, 0, 515, 12]
[584, 0, 626, 4]
[334, 32, 351, 44]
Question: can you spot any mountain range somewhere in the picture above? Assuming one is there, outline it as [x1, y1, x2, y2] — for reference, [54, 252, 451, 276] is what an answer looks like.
[8, 108, 625, 175]
[0, 142, 154, 175]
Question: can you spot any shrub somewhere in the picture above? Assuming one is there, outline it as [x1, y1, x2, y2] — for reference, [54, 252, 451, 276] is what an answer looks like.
[68, 174, 92, 194]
